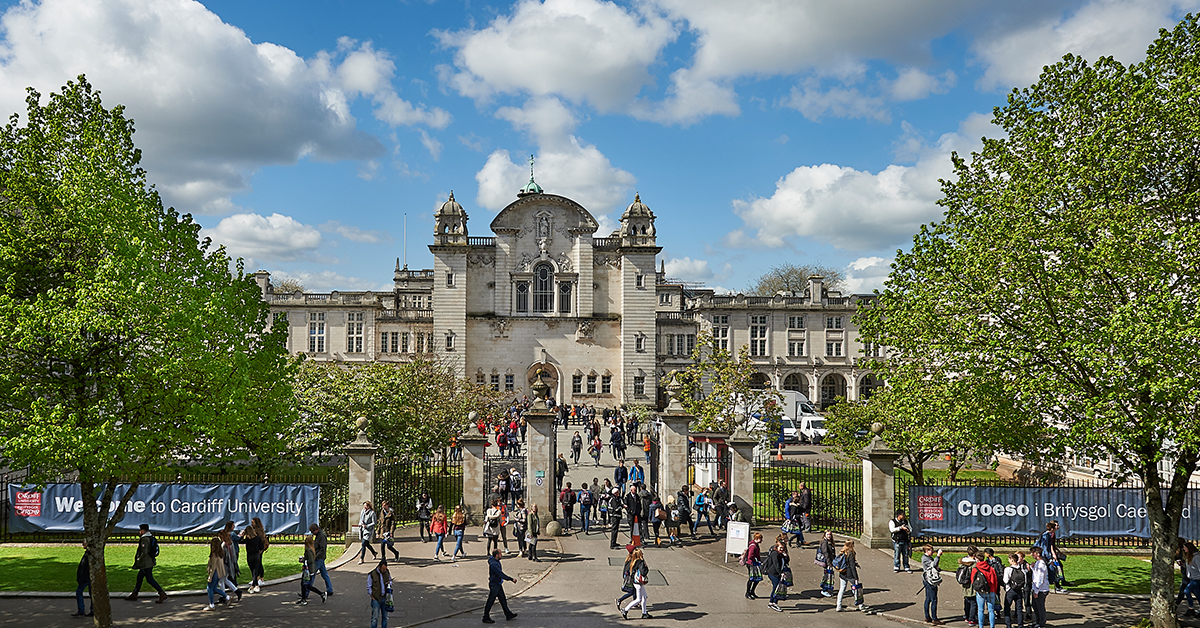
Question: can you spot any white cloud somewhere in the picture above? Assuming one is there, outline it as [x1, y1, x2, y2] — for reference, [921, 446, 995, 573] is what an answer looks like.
[0, 0, 447, 215]
[971, 0, 1200, 91]
[203, 213, 323, 262]
[435, 0, 676, 112]
[475, 97, 636, 214]
[889, 67, 956, 101]
[269, 269, 385, 293]
[664, 257, 715, 281]
[419, 130, 443, 161]
[319, 221, 392, 244]
[842, 256, 893, 293]
[727, 114, 990, 251]
[784, 79, 890, 123]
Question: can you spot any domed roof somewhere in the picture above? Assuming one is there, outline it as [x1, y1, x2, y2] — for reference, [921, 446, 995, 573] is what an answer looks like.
[517, 176, 543, 197]
[435, 191, 464, 216]
[622, 193, 653, 219]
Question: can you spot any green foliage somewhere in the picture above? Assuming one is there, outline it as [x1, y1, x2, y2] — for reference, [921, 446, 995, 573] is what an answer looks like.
[678, 331, 782, 434]
[292, 359, 500, 458]
[856, 17, 1200, 627]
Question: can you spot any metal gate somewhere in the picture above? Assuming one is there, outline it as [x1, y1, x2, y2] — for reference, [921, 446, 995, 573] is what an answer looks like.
[687, 441, 732, 490]
[483, 454, 527, 512]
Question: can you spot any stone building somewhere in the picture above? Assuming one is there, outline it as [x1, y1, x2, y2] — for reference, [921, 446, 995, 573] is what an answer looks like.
[256, 180, 883, 409]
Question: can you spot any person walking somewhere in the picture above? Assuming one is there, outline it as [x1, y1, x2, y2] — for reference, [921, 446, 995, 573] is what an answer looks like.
[615, 461, 629, 494]
[204, 536, 229, 611]
[379, 501, 400, 561]
[1029, 547, 1050, 628]
[624, 485, 642, 542]
[452, 505, 468, 561]
[72, 542, 93, 617]
[1036, 521, 1069, 590]
[762, 535, 790, 612]
[833, 540, 868, 612]
[218, 530, 241, 602]
[572, 430, 584, 464]
[309, 523, 334, 595]
[357, 501, 379, 564]
[922, 544, 945, 625]
[483, 549, 518, 623]
[511, 499, 529, 558]
[484, 499, 504, 554]
[526, 503, 541, 562]
[818, 530, 836, 597]
[890, 510, 914, 573]
[125, 524, 167, 603]
[620, 548, 652, 619]
[296, 533, 327, 605]
[629, 460, 645, 487]
[1002, 552, 1027, 628]
[222, 521, 242, 590]
[591, 435, 604, 466]
[972, 550, 1001, 628]
[609, 488, 625, 549]
[744, 532, 764, 599]
[243, 522, 264, 593]
[559, 482, 577, 532]
[616, 544, 638, 609]
[692, 487, 715, 537]
[416, 491, 434, 543]
[555, 453, 568, 492]
[431, 505, 450, 560]
[509, 467, 524, 508]
[783, 492, 805, 547]
[367, 560, 393, 628]
[579, 483, 594, 534]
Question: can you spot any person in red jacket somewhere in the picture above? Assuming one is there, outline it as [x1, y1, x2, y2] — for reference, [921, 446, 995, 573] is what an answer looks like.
[971, 551, 1000, 628]
[744, 532, 764, 599]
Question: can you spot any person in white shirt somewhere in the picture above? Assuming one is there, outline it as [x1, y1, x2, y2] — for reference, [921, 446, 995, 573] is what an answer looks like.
[1030, 547, 1050, 628]
[1002, 553, 1027, 628]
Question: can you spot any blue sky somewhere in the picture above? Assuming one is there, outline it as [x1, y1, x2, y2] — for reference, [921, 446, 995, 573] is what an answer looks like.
[0, 0, 1193, 293]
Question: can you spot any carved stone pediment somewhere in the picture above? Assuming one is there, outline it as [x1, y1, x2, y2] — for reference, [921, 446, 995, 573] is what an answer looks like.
[576, 320, 595, 343]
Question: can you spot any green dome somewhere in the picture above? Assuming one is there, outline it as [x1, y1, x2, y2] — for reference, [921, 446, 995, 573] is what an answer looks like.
[518, 176, 543, 197]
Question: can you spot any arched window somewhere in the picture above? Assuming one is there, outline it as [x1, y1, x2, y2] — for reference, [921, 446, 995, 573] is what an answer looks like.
[820, 373, 847, 407]
[558, 282, 572, 314]
[749, 373, 771, 389]
[783, 373, 809, 398]
[533, 263, 553, 312]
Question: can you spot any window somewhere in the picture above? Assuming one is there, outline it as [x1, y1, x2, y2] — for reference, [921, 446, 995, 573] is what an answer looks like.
[401, 332, 410, 353]
[601, 375, 612, 393]
[666, 334, 675, 356]
[416, 333, 425, 353]
[346, 312, 363, 352]
[533, 263, 553, 312]
[476, 372, 485, 386]
[558, 282, 572, 314]
[445, 333, 455, 351]
[788, 315, 804, 329]
[505, 374, 515, 392]
[788, 340, 805, 357]
[413, 295, 423, 309]
[749, 315, 768, 357]
[272, 311, 287, 326]
[572, 374, 583, 394]
[712, 315, 729, 351]
[635, 274, 644, 288]
[826, 341, 843, 357]
[659, 292, 671, 305]
[308, 312, 325, 353]
[390, 332, 399, 353]
[490, 374, 500, 392]
[635, 334, 645, 352]
[633, 376, 645, 396]
[826, 315, 843, 329]
[380, 333, 388, 353]
[686, 334, 696, 356]
[515, 282, 529, 313]
[446, 272, 455, 287]
[587, 374, 597, 394]
[864, 342, 881, 357]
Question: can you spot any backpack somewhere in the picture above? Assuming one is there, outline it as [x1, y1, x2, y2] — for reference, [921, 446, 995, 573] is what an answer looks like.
[831, 553, 848, 572]
[955, 563, 973, 586]
[738, 546, 750, 566]
[1007, 565, 1027, 591]
[149, 536, 160, 557]
[580, 490, 593, 506]
[510, 474, 521, 491]
[971, 568, 991, 593]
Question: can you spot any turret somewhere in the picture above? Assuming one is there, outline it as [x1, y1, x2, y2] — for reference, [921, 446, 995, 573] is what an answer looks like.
[434, 191, 468, 245]
[619, 193, 656, 247]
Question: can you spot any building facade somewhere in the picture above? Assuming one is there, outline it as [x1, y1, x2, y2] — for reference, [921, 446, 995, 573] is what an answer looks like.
[256, 182, 883, 409]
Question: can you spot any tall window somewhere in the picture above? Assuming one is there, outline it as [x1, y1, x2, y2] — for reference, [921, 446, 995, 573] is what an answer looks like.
[601, 375, 612, 393]
[572, 374, 583, 394]
[826, 341, 843, 357]
[476, 372, 485, 386]
[788, 340, 805, 357]
[490, 374, 500, 392]
[587, 374, 597, 394]
[505, 374, 515, 392]
[413, 295, 423, 309]
[749, 315, 768, 356]
[390, 332, 399, 353]
[401, 332, 410, 352]
[686, 334, 696, 356]
[533, 263, 553, 312]
[380, 333, 388, 353]
[446, 272, 455, 287]
[635, 274, 645, 288]
[273, 311, 287, 326]
[659, 292, 671, 305]
[788, 315, 804, 329]
[558, 282, 572, 314]
[666, 334, 675, 356]
[635, 334, 645, 352]
[712, 315, 729, 351]
[825, 315, 843, 329]
[308, 312, 325, 352]
[515, 282, 529, 313]
[633, 376, 645, 396]
[347, 312, 363, 352]
[864, 342, 881, 357]
[445, 333, 455, 351]
[416, 333, 425, 353]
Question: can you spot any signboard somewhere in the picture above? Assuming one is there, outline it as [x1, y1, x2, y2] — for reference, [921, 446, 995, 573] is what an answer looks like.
[911, 485, 1200, 539]
[725, 521, 751, 562]
[7, 483, 320, 535]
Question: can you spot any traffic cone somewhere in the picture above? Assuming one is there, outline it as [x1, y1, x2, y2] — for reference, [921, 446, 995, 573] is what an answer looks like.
[631, 517, 641, 547]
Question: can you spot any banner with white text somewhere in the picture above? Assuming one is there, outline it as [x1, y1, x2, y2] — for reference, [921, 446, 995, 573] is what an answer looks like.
[910, 485, 1200, 539]
[7, 483, 320, 535]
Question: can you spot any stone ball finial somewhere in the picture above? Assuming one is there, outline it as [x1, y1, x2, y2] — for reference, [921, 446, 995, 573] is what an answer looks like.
[870, 422, 884, 435]
[468, 411, 479, 422]
[356, 416, 368, 431]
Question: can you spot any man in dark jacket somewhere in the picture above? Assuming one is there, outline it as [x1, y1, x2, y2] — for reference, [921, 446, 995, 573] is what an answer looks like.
[367, 560, 391, 628]
[310, 523, 334, 595]
[624, 485, 642, 541]
[713, 481, 731, 529]
[554, 454, 568, 492]
[614, 461, 628, 494]
[125, 524, 167, 603]
[608, 489, 625, 549]
[637, 485, 653, 540]
[72, 542, 92, 617]
[483, 549, 517, 623]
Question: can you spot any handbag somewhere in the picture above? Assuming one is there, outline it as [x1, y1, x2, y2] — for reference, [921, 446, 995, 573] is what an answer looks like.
[782, 567, 794, 587]
[814, 549, 826, 565]
[747, 562, 763, 582]
[780, 520, 794, 533]
[384, 589, 395, 613]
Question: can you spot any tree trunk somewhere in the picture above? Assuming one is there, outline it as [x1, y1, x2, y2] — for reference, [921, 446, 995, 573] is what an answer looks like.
[79, 476, 138, 628]
[1143, 452, 1197, 628]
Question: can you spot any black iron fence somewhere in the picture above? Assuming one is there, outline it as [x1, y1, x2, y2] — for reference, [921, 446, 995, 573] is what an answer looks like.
[1, 467, 348, 543]
[688, 446, 732, 491]
[753, 458, 863, 536]
[375, 454, 463, 524]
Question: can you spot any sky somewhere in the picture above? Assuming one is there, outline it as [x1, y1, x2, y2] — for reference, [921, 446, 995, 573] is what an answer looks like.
[0, 0, 1193, 294]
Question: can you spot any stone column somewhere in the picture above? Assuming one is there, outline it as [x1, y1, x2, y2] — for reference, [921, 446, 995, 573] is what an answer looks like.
[728, 430, 758, 526]
[344, 417, 378, 546]
[860, 422, 901, 549]
[659, 370, 693, 500]
[459, 431, 489, 525]
[524, 403, 557, 525]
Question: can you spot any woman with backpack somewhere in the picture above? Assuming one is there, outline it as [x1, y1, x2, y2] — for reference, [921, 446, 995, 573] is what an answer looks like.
[484, 499, 503, 554]
[451, 505, 468, 561]
[833, 540, 868, 612]
[295, 533, 326, 605]
[921, 545, 944, 625]
[970, 550, 1000, 628]
[664, 496, 682, 546]
[957, 544, 980, 626]
[648, 495, 665, 545]
[692, 487, 715, 537]
[616, 544, 638, 609]
[620, 548, 652, 620]
[511, 499, 528, 558]
[744, 532, 764, 599]
[762, 535, 790, 612]
[818, 530, 836, 597]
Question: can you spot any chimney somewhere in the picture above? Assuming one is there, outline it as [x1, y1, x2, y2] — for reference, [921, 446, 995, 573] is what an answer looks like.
[807, 275, 824, 305]
[253, 270, 271, 300]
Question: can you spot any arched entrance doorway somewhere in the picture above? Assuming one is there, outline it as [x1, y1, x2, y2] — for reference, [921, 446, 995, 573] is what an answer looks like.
[820, 372, 847, 408]
[858, 373, 883, 400]
[749, 372, 771, 390]
[525, 362, 560, 403]
[782, 373, 810, 399]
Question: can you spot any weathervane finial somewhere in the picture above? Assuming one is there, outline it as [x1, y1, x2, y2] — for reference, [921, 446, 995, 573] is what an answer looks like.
[528, 154, 536, 180]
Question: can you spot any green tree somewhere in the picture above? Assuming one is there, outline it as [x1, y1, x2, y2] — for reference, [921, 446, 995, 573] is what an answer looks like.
[0, 77, 295, 628]
[678, 331, 783, 434]
[747, 262, 844, 296]
[856, 17, 1200, 627]
[292, 359, 499, 459]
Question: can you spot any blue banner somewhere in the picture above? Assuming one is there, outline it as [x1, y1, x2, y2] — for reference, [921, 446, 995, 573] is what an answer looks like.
[7, 483, 320, 535]
[910, 485, 1200, 539]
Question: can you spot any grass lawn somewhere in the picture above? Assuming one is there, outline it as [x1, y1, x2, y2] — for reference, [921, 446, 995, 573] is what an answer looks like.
[0, 544, 316, 592]
[932, 551, 1154, 595]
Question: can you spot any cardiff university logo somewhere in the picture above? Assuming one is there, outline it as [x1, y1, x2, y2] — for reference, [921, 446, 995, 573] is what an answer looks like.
[917, 495, 944, 521]
[15, 491, 41, 517]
